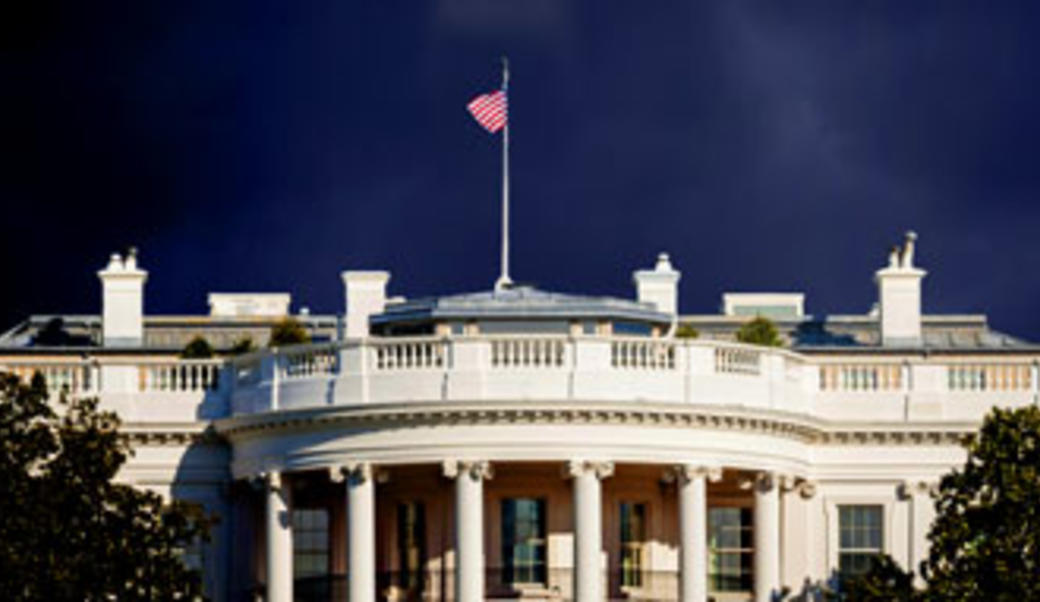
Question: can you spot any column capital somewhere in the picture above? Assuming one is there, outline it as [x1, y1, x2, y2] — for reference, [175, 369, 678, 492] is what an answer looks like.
[667, 463, 722, 484]
[899, 478, 939, 499]
[442, 459, 493, 481]
[778, 474, 817, 499]
[565, 459, 614, 480]
[740, 471, 780, 493]
[330, 462, 378, 484]
[252, 470, 283, 491]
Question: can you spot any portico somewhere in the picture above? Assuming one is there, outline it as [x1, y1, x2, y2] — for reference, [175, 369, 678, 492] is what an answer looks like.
[254, 461, 792, 602]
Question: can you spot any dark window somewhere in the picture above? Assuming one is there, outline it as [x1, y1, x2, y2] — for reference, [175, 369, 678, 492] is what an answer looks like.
[397, 502, 426, 591]
[620, 502, 647, 587]
[709, 507, 753, 592]
[838, 505, 883, 578]
[292, 509, 329, 579]
[501, 498, 547, 584]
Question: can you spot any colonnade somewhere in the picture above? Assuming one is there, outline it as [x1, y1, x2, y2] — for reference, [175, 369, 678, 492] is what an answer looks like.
[259, 462, 784, 602]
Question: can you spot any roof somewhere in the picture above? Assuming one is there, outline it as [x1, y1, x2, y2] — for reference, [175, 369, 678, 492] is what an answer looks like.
[372, 286, 672, 325]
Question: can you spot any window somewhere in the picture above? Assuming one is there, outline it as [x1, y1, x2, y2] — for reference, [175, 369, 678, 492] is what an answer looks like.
[501, 498, 547, 584]
[292, 508, 329, 579]
[397, 502, 426, 590]
[708, 507, 753, 592]
[838, 505, 883, 578]
[619, 502, 647, 587]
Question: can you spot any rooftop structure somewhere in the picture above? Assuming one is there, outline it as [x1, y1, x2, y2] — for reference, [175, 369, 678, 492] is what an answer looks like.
[1, 232, 1036, 602]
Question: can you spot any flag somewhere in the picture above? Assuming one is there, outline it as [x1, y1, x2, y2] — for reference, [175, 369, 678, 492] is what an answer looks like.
[467, 90, 508, 133]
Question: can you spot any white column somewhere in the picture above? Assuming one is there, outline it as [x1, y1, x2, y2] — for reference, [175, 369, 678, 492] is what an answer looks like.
[443, 460, 492, 602]
[677, 465, 720, 602]
[903, 480, 936, 586]
[333, 464, 376, 602]
[567, 460, 614, 602]
[264, 471, 293, 602]
[753, 472, 780, 602]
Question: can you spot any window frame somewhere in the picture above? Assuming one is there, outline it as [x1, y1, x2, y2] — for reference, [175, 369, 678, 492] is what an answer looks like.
[500, 497, 548, 586]
[619, 501, 648, 588]
[708, 504, 754, 593]
[291, 507, 330, 580]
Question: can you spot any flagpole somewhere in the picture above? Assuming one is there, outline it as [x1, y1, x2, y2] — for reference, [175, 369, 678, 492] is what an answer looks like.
[496, 56, 513, 291]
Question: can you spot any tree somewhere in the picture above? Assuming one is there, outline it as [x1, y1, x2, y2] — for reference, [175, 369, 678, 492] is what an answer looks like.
[921, 405, 1040, 600]
[268, 317, 311, 347]
[228, 336, 257, 355]
[735, 316, 783, 347]
[839, 406, 1040, 601]
[181, 336, 215, 359]
[0, 372, 213, 601]
[675, 323, 700, 339]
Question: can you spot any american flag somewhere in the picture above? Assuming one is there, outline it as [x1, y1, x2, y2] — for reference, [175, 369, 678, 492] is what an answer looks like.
[466, 89, 508, 133]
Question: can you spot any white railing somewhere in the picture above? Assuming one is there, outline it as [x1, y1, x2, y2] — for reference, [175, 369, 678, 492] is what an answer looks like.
[492, 337, 566, 368]
[373, 339, 446, 370]
[282, 345, 337, 379]
[819, 363, 903, 391]
[714, 347, 761, 375]
[948, 363, 1032, 391]
[140, 360, 222, 392]
[611, 339, 676, 370]
[0, 361, 97, 394]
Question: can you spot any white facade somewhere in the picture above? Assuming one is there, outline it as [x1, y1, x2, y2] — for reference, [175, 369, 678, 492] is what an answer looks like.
[1, 235, 1035, 602]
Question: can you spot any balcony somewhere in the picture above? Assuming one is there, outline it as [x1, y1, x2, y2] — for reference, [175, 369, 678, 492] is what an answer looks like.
[2, 336, 1036, 427]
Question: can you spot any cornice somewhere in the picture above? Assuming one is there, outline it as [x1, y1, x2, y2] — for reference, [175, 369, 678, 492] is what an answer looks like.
[213, 401, 978, 447]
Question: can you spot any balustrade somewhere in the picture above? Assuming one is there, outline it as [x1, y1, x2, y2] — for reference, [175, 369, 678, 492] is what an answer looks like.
[714, 347, 761, 375]
[819, 363, 902, 391]
[1, 362, 96, 394]
[282, 345, 337, 379]
[491, 337, 565, 368]
[373, 339, 446, 370]
[947, 363, 1032, 391]
[140, 360, 222, 392]
[611, 339, 675, 370]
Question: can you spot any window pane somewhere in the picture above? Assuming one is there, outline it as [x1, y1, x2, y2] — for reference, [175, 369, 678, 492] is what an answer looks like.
[292, 508, 329, 579]
[502, 498, 546, 585]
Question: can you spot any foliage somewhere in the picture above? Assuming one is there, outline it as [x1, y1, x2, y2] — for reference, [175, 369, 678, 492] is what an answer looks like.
[675, 323, 699, 339]
[228, 336, 257, 355]
[831, 406, 1040, 602]
[0, 372, 212, 601]
[735, 316, 783, 347]
[181, 336, 215, 359]
[920, 405, 1040, 601]
[268, 317, 311, 347]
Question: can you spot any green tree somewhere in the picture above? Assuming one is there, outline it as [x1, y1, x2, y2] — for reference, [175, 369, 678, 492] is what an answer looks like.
[675, 323, 700, 339]
[0, 372, 212, 601]
[268, 317, 311, 347]
[180, 336, 215, 359]
[735, 316, 783, 347]
[921, 406, 1040, 601]
[837, 406, 1040, 601]
[228, 336, 257, 355]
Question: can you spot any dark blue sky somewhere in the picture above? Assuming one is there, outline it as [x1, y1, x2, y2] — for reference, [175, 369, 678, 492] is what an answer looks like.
[4, 2, 1040, 338]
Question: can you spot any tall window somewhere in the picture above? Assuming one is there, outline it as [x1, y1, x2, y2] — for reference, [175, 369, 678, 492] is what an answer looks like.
[838, 505, 883, 578]
[501, 498, 547, 585]
[708, 507, 753, 592]
[619, 502, 647, 587]
[397, 502, 426, 590]
[292, 508, 330, 579]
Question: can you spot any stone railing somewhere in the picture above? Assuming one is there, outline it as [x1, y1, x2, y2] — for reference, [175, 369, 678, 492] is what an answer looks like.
[947, 363, 1032, 391]
[0, 359, 99, 394]
[819, 363, 903, 391]
[139, 360, 223, 392]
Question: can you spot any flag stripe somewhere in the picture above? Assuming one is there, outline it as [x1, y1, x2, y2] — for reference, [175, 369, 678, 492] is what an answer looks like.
[467, 90, 508, 133]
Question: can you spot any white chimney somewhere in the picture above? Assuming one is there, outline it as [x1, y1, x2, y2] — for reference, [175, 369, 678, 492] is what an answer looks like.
[875, 231, 926, 346]
[342, 271, 391, 338]
[633, 252, 681, 314]
[98, 247, 148, 347]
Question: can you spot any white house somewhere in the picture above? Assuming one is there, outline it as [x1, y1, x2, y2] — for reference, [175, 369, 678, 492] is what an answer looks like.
[1, 232, 1033, 602]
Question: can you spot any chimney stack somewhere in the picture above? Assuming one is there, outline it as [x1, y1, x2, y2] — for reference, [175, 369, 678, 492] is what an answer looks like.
[875, 231, 926, 346]
[342, 271, 391, 338]
[633, 252, 681, 315]
[98, 247, 148, 347]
